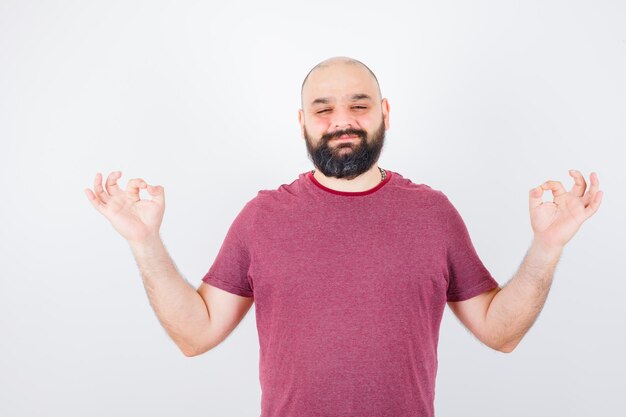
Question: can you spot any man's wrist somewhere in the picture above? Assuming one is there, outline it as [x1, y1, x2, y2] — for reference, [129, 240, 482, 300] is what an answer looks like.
[529, 238, 564, 264]
[128, 233, 164, 255]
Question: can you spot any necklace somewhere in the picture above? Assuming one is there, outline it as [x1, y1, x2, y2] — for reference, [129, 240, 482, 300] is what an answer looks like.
[311, 167, 386, 182]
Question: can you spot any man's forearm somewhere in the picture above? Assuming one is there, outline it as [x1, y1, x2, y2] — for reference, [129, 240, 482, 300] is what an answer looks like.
[485, 240, 563, 352]
[129, 236, 211, 356]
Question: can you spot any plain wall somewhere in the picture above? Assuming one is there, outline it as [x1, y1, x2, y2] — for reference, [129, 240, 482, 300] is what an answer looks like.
[1, 1, 624, 416]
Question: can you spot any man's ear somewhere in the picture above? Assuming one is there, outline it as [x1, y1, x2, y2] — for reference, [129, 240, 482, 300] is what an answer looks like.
[298, 108, 305, 138]
[381, 98, 391, 130]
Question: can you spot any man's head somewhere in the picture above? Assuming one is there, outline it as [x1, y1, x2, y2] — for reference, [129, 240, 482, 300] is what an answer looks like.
[298, 56, 390, 180]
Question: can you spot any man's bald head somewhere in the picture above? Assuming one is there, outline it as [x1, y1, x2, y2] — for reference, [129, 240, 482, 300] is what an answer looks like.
[300, 56, 382, 107]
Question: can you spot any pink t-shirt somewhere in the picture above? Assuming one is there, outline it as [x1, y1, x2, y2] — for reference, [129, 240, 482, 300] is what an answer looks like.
[202, 169, 499, 417]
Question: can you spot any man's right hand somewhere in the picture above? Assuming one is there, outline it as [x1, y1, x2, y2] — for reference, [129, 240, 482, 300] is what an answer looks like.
[84, 171, 165, 244]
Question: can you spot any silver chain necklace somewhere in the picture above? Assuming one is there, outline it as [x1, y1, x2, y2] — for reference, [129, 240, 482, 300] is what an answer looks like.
[311, 167, 386, 182]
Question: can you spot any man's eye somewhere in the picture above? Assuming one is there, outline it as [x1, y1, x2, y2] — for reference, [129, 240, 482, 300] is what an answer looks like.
[317, 109, 331, 114]
[352, 106, 367, 110]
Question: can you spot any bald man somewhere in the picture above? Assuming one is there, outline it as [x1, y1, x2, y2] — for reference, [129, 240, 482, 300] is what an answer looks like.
[85, 56, 603, 417]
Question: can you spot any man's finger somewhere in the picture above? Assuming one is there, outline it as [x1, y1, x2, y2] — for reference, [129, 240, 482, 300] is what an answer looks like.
[583, 171, 600, 206]
[147, 184, 165, 205]
[568, 169, 587, 197]
[105, 171, 124, 197]
[126, 178, 147, 202]
[529, 186, 544, 210]
[584, 190, 603, 220]
[541, 180, 567, 199]
[84, 188, 106, 215]
[93, 172, 109, 204]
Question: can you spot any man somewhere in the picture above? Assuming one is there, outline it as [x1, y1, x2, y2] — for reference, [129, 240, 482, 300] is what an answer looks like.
[84, 56, 603, 417]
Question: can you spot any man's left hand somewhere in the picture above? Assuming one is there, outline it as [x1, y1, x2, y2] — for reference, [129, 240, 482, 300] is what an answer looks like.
[529, 170, 603, 249]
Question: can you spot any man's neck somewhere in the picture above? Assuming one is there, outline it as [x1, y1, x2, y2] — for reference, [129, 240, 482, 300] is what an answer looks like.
[312, 164, 383, 193]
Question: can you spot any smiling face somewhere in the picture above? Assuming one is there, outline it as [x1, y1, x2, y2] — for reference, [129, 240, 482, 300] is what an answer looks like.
[298, 58, 390, 179]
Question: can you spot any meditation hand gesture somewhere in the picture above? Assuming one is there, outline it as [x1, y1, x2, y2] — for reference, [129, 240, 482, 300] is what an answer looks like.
[529, 170, 603, 249]
[84, 171, 165, 244]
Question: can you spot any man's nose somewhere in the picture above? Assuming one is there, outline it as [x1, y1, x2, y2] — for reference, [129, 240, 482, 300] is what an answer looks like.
[330, 106, 358, 131]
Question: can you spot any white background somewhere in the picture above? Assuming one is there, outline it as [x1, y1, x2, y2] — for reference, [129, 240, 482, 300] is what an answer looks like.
[1, 1, 624, 416]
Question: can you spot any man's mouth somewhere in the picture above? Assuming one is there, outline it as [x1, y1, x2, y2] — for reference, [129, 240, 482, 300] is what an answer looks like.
[333, 134, 359, 141]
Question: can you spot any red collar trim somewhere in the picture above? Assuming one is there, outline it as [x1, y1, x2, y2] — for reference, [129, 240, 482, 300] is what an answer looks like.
[306, 169, 392, 196]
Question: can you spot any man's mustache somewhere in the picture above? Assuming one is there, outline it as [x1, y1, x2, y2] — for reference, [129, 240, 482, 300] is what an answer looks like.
[320, 128, 367, 143]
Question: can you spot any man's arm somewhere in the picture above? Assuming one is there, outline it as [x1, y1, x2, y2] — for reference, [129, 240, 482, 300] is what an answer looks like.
[129, 236, 215, 357]
[448, 170, 602, 353]
[447, 240, 560, 353]
[130, 236, 255, 357]
[85, 171, 254, 357]
[485, 240, 562, 352]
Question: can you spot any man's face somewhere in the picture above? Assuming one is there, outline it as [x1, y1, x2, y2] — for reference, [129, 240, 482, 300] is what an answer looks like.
[299, 62, 390, 180]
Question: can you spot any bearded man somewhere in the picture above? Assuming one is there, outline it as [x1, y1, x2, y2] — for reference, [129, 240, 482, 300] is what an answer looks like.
[85, 56, 603, 417]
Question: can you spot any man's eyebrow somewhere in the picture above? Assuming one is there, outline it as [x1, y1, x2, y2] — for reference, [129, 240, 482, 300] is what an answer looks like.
[310, 94, 373, 106]
[349, 93, 372, 101]
[311, 97, 331, 105]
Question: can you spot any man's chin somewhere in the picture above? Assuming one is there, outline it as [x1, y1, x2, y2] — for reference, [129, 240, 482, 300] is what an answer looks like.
[331, 141, 360, 151]
[329, 149, 357, 160]
[333, 144, 355, 152]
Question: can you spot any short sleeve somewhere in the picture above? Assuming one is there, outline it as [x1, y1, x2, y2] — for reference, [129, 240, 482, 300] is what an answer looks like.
[201, 201, 255, 298]
[442, 195, 500, 302]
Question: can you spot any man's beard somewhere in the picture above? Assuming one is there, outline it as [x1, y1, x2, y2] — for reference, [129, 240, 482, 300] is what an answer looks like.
[303, 120, 386, 180]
